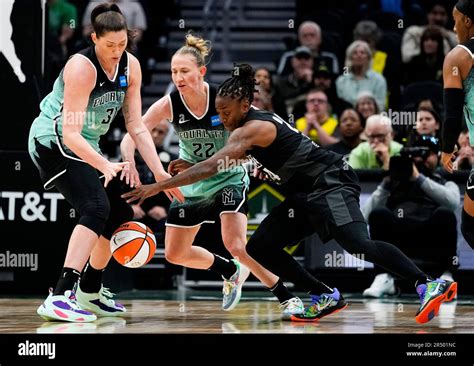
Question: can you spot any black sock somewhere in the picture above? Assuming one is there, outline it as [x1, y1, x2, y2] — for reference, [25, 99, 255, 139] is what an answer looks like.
[269, 279, 294, 303]
[79, 262, 104, 293]
[308, 281, 333, 297]
[208, 254, 237, 280]
[54, 267, 81, 295]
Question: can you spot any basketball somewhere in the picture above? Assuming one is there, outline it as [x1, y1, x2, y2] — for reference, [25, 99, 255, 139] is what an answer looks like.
[110, 221, 156, 268]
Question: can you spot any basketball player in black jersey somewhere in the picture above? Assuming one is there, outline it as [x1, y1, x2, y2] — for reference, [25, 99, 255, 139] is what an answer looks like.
[123, 64, 457, 324]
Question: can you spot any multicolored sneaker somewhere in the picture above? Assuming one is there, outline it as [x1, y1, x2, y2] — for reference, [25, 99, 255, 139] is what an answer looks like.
[415, 279, 457, 324]
[280, 297, 304, 320]
[290, 288, 348, 322]
[222, 259, 250, 311]
[37, 288, 97, 322]
[76, 285, 126, 317]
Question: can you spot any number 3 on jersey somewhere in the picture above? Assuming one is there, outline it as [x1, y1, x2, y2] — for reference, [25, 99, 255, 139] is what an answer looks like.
[192, 142, 215, 158]
[101, 107, 119, 124]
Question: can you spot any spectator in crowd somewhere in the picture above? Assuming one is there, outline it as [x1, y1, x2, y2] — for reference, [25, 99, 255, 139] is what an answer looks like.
[417, 97, 436, 110]
[408, 106, 441, 146]
[327, 108, 364, 157]
[401, 0, 456, 63]
[404, 26, 445, 85]
[349, 114, 403, 170]
[454, 128, 473, 171]
[355, 91, 380, 127]
[312, 59, 352, 118]
[274, 46, 314, 115]
[131, 120, 178, 242]
[362, 135, 459, 297]
[336, 40, 387, 111]
[353, 20, 387, 76]
[252, 85, 274, 112]
[277, 21, 339, 76]
[82, 0, 147, 50]
[254, 66, 287, 120]
[295, 89, 339, 146]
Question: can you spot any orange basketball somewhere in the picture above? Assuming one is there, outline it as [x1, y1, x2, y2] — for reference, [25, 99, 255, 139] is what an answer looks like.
[110, 221, 156, 268]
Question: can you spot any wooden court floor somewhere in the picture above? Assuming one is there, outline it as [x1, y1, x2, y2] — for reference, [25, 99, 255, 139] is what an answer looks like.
[0, 294, 472, 334]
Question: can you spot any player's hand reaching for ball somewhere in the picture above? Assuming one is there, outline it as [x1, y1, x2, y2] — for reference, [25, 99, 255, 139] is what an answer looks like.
[100, 161, 129, 188]
[168, 159, 194, 175]
[154, 171, 185, 203]
[122, 183, 164, 205]
[120, 160, 142, 188]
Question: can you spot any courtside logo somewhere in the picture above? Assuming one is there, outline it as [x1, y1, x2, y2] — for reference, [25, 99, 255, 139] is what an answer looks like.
[211, 115, 222, 126]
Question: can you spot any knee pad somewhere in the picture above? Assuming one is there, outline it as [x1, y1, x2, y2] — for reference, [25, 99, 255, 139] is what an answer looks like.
[102, 201, 134, 240]
[77, 199, 110, 236]
[461, 209, 474, 249]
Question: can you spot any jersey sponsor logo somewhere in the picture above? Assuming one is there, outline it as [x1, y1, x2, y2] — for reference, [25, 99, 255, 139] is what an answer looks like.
[100, 81, 105, 87]
[119, 75, 127, 87]
[211, 115, 222, 126]
[177, 129, 225, 139]
[222, 187, 236, 205]
[179, 114, 190, 124]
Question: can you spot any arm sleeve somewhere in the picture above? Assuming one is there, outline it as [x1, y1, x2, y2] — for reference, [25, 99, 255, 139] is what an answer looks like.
[442, 88, 465, 153]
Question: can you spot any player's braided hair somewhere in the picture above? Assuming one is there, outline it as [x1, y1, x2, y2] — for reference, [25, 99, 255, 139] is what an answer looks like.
[218, 63, 257, 104]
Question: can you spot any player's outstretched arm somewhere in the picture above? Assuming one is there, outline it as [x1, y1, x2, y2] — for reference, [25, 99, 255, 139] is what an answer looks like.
[441, 47, 470, 173]
[122, 120, 273, 204]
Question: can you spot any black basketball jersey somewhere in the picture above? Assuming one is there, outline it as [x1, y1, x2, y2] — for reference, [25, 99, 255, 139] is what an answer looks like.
[244, 107, 342, 192]
[168, 83, 229, 163]
[30, 45, 129, 154]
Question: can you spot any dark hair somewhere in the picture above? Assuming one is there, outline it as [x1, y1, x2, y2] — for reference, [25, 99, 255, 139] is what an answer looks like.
[218, 63, 257, 103]
[90, 3, 134, 50]
[340, 107, 365, 128]
[456, 0, 474, 21]
[254, 66, 273, 89]
[420, 25, 445, 58]
[417, 106, 442, 125]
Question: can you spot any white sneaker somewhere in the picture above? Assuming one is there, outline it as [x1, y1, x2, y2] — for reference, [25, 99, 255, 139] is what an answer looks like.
[363, 273, 397, 298]
[76, 285, 126, 317]
[280, 297, 304, 320]
[440, 270, 454, 282]
[37, 288, 97, 322]
[222, 259, 250, 311]
[440, 271, 457, 300]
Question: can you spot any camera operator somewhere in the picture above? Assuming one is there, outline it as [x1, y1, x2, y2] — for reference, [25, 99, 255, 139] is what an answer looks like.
[361, 135, 460, 297]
